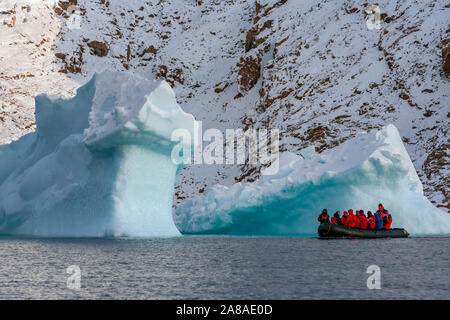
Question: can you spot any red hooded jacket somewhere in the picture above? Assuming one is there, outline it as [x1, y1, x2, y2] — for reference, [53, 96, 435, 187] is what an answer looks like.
[367, 215, 375, 229]
[359, 214, 368, 229]
[342, 212, 349, 226]
[347, 209, 356, 228]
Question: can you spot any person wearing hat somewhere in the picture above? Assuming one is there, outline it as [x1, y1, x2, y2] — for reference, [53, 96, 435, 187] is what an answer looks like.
[354, 210, 361, 228]
[331, 211, 342, 225]
[367, 211, 375, 229]
[347, 209, 356, 228]
[358, 210, 368, 229]
[377, 203, 393, 229]
[317, 208, 330, 223]
[342, 211, 349, 226]
[374, 203, 385, 229]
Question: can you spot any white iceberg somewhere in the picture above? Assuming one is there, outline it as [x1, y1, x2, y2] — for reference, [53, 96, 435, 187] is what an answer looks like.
[175, 125, 450, 235]
[0, 71, 195, 237]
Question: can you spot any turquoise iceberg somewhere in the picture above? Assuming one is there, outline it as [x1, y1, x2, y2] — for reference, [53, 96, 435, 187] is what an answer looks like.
[0, 71, 195, 237]
[175, 125, 450, 235]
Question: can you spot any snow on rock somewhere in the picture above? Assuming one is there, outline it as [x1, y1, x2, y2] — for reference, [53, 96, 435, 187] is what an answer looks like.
[0, 0, 78, 144]
[0, 71, 195, 237]
[175, 125, 450, 235]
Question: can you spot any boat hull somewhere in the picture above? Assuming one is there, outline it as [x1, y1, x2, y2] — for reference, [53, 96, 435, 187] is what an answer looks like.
[318, 223, 409, 239]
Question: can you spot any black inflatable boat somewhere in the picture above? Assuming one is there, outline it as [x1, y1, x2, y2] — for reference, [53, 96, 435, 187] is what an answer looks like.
[318, 222, 409, 239]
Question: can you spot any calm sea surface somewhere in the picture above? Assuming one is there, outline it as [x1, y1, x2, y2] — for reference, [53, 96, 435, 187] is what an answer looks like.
[0, 236, 448, 299]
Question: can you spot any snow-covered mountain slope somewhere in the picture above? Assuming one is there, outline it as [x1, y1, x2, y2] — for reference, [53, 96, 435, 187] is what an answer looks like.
[1, 0, 449, 211]
[0, 0, 78, 143]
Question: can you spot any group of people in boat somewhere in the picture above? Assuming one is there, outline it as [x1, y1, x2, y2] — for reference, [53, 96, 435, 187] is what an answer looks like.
[317, 203, 392, 230]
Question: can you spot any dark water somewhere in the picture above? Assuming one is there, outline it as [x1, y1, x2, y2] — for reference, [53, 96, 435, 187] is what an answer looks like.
[0, 236, 448, 299]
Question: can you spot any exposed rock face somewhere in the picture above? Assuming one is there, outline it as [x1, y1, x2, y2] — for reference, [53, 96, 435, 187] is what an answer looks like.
[54, 0, 78, 16]
[143, 45, 157, 55]
[232, 0, 450, 211]
[87, 41, 108, 57]
[55, 53, 66, 60]
[58, 0, 78, 11]
[59, 44, 84, 73]
[156, 64, 184, 86]
[237, 55, 261, 93]
[443, 39, 450, 72]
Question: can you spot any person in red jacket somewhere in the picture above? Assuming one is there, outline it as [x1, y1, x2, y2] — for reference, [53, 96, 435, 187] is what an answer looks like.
[347, 209, 356, 228]
[354, 210, 361, 228]
[375, 203, 392, 229]
[376, 203, 386, 218]
[367, 211, 375, 229]
[383, 210, 392, 229]
[331, 211, 342, 225]
[317, 208, 330, 223]
[359, 210, 368, 229]
[342, 211, 349, 226]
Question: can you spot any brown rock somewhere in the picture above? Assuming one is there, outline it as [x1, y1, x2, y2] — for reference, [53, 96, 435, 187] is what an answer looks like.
[158, 65, 168, 77]
[157, 66, 184, 86]
[423, 110, 433, 117]
[54, 7, 63, 15]
[58, 0, 77, 11]
[237, 55, 261, 93]
[0, 9, 16, 14]
[399, 93, 409, 100]
[245, 29, 257, 52]
[143, 45, 157, 55]
[66, 65, 81, 73]
[87, 41, 109, 57]
[442, 39, 450, 72]
[54, 53, 66, 60]
[345, 7, 359, 14]
[214, 82, 228, 93]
